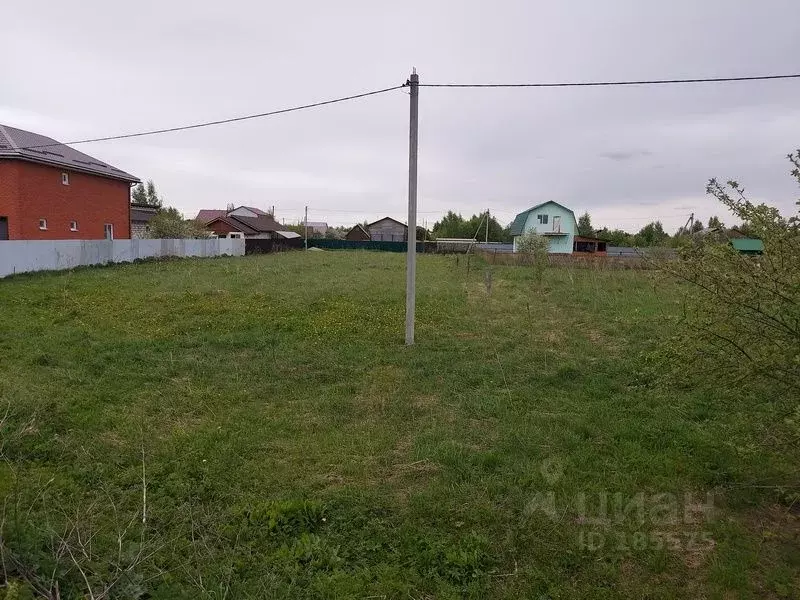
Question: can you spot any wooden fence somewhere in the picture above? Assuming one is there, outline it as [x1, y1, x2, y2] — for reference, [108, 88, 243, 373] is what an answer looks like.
[475, 248, 655, 269]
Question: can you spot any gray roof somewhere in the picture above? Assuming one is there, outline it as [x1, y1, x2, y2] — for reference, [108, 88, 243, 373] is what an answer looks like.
[230, 214, 282, 232]
[510, 201, 577, 236]
[130, 203, 159, 223]
[207, 214, 282, 234]
[0, 124, 139, 183]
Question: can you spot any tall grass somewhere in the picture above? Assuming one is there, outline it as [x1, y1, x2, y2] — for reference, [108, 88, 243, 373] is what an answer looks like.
[0, 252, 796, 598]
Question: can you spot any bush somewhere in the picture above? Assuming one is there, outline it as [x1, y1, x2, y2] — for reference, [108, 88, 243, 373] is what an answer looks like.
[147, 207, 210, 239]
[658, 151, 800, 392]
[515, 230, 550, 280]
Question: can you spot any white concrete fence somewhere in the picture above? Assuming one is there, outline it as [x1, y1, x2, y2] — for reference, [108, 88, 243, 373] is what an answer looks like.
[0, 238, 245, 278]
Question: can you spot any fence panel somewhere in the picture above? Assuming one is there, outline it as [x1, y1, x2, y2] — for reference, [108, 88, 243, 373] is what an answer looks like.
[474, 248, 656, 269]
[0, 238, 244, 278]
[245, 238, 304, 254]
[307, 239, 427, 252]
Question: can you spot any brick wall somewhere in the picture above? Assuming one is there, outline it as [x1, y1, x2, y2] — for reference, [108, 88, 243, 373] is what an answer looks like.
[0, 160, 132, 240]
[0, 162, 22, 239]
[131, 222, 150, 239]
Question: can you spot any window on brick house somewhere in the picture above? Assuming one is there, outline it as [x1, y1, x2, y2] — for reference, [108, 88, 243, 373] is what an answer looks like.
[70, 221, 78, 231]
[39, 218, 47, 230]
[61, 173, 69, 185]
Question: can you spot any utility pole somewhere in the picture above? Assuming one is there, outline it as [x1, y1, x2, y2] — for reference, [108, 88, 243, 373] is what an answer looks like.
[405, 70, 419, 346]
[304, 206, 308, 250]
[681, 212, 694, 235]
[485, 208, 489, 243]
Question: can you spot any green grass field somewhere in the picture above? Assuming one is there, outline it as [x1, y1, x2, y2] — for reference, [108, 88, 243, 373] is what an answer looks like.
[1, 251, 797, 599]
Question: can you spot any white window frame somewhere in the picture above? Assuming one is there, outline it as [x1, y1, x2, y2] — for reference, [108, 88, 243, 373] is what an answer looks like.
[39, 218, 47, 230]
[69, 220, 78, 231]
[228, 231, 244, 239]
[61, 173, 69, 185]
[104, 223, 114, 240]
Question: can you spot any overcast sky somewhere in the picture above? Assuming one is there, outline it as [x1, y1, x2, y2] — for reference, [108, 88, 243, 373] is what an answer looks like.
[3, 0, 799, 232]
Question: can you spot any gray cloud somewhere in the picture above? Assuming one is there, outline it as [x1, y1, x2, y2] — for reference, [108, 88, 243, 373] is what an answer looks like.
[3, 0, 800, 232]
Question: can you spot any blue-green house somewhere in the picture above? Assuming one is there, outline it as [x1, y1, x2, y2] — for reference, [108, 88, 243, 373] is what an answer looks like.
[510, 201, 578, 254]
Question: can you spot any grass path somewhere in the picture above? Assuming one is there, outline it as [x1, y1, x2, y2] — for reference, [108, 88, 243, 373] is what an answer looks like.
[0, 252, 797, 598]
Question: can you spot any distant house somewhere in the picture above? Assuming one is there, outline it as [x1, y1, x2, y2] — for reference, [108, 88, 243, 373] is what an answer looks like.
[368, 217, 407, 242]
[345, 224, 371, 241]
[0, 123, 139, 241]
[130, 203, 159, 239]
[510, 201, 579, 254]
[305, 221, 328, 236]
[731, 238, 764, 254]
[205, 213, 282, 239]
[694, 226, 763, 254]
[196, 206, 270, 223]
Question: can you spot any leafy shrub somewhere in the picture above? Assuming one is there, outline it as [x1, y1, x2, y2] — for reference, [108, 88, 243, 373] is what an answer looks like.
[516, 230, 549, 281]
[238, 499, 327, 538]
[658, 151, 800, 392]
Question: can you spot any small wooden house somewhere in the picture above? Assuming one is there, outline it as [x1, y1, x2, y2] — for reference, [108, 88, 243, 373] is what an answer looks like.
[345, 224, 371, 241]
[368, 217, 407, 242]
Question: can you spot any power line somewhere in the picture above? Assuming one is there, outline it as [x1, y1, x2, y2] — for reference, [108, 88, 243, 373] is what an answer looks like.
[420, 73, 800, 88]
[14, 73, 799, 152]
[10, 69, 795, 172]
[16, 84, 407, 150]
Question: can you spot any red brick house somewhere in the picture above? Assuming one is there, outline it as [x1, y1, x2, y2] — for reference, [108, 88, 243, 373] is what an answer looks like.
[0, 124, 139, 241]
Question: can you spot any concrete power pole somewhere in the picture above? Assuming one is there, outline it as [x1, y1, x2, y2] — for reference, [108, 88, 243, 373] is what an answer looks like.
[405, 70, 419, 346]
[304, 206, 308, 250]
[485, 209, 489, 243]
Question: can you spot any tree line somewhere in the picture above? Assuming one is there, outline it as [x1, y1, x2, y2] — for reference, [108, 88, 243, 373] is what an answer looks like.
[428, 210, 743, 247]
[132, 179, 748, 247]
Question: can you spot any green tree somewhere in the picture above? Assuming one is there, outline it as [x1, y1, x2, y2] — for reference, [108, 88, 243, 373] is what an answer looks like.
[431, 211, 510, 242]
[736, 221, 754, 237]
[131, 182, 147, 204]
[577, 212, 594, 236]
[596, 227, 634, 247]
[432, 211, 468, 239]
[131, 179, 163, 207]
[658, 151, 800, 391]
[147, 207, 209, 239]
[691, 220, 704, 233]
[633, 221, 668, 247]
[145, 180, 163, 207]
[324, 226, 349, 240]
[708, 215, 724, 229]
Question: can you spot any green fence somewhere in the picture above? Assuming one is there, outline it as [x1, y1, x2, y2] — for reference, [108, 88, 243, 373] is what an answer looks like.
[307, 239, 428, 252]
